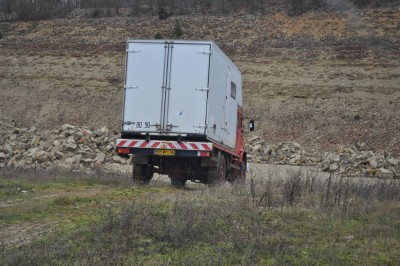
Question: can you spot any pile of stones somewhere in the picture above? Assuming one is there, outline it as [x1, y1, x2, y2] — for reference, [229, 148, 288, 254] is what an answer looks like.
[1, 117, 399, 179]
[247, 135, 399, 179]
[0, 118, 130, 173]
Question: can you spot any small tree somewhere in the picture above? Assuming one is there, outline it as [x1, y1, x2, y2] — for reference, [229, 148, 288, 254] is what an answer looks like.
[154, 32, 163, 39]
[158, 7, 170, 19]
[172, 20, 182, 38]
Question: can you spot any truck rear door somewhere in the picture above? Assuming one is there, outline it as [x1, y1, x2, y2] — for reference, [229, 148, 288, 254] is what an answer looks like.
[123, 41, 210, 135]
[123, 42, 166, 133]
[164, 43, 211, 134]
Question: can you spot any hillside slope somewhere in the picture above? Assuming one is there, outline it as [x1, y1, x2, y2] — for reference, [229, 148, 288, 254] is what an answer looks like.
[0, 6, 399, 155]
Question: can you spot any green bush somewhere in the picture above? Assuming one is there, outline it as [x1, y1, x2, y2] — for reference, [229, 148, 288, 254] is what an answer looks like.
[154, 32, 163, 39]
[172, 20, 183, 38]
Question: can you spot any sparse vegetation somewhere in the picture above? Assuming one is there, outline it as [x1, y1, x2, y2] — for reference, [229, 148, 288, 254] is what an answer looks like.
[172, 20, 183, 38]
[154, 32, 163, 39]
[1, 0, 398, 22]
[1, 167, 399, 264]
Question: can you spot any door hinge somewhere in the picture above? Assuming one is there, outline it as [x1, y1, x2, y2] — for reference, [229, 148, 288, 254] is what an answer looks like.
[197, 51, 211, 55]
[126, 49, 141, 53]
[124, 85, 139, 89]
[195, 87, 209, 92]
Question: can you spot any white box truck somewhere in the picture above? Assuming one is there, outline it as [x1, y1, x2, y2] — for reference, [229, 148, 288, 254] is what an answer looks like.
[116, 40, 251, 186]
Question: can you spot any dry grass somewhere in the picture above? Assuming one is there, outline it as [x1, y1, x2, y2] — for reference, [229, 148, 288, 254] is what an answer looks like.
[1, 168, 399, 265]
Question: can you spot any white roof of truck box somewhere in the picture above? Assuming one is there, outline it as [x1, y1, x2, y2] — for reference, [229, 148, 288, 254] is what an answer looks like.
[126, 40, 241, 74]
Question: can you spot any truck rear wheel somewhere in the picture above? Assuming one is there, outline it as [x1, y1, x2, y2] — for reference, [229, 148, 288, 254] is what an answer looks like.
[132, 164, 153, 185]
[208, 153, 226, 185]
[170, 177, 186, 188]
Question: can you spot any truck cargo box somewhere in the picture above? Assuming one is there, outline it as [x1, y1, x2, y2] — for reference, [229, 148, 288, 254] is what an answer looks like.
[122, 40, 242, 151]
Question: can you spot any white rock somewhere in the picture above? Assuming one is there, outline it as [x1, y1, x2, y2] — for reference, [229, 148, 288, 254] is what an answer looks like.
[95, 152, 106, 163]
[329, 163, 339, 172]
[64, 158, 77, 166]
[35, 151, 48, 162]
[28, 126, 37, 133]
[262, 145, 270, 155]
[292, 142, 301, 149]
[376, 168, 393, 179]
[54, 151, 63, 159]
[4, 143, 13, 153]
[369, 159, 378, 168]
[83, 129, 93, 136]
[31, 135, 41, 146]
[104, 144, 113, 151]
[64, 143, 78, 151]
[251, 144, 262, 154]
[112, 156, 126, 164]
[61, 124, 75, 131]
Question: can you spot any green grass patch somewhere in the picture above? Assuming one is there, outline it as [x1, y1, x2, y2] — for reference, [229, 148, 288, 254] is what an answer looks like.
[1, 169, 400, 265]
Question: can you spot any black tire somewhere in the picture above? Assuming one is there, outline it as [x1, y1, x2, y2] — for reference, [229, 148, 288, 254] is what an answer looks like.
[208, 153, 227, 185]
[132, 164, 153, 185]
[170, 177, 186, 188]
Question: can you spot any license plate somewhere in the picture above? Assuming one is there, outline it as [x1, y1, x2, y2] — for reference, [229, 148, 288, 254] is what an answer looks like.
[155, 149, 175, 156]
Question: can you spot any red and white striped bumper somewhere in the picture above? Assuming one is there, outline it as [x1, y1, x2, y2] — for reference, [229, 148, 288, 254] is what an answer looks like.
[116, 139, 213, 157]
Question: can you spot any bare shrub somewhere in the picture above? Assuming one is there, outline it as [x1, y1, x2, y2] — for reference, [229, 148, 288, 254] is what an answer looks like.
[252, 168, 400, 216]
[287, 0, 323, 16]
[172, 19, 183, 37]
[282, 170, 302, 205]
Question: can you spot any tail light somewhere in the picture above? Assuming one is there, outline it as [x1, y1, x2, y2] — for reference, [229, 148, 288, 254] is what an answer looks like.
[117, 148, 130, 155]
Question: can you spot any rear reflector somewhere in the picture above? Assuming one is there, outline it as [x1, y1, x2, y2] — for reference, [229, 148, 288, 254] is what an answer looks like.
[117, 148, 130, 154]
[199, 151, 211, 157]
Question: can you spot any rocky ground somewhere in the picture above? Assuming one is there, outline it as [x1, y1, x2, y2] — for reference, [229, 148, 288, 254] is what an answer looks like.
[246, 135, 399, 179]
[0, 5, 399, 175]
[1, 117, 398, 179]
[0, 117, 130, 174]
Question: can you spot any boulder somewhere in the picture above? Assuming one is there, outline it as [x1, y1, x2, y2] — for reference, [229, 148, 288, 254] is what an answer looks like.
[369, 159, 378, 168]
[112, 156, 125, 164]
[79, 151, 96, 159]
[388, 158, 398, 166]
[61, 124, 76, 131]
[54, 151, 64, 159]
[53, 140, 61, 146]
[252, 144, 262, 154]
[329, 163, 339, 172]
[95, 152, 106, 163]
[4, 143, 13, 153]
[64, 143, 78, 151]
[31, 135, 41, 146]
[376, 168, 393, 179]
[34, 151, 48, 163]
